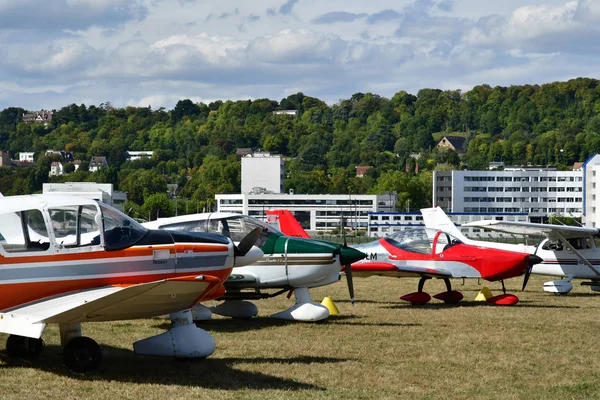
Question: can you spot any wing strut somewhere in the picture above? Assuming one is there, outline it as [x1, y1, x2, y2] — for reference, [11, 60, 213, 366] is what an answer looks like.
[555, 233, 600, 277]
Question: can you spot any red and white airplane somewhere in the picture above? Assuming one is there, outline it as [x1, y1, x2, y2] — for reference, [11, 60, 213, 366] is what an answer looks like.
[0, 194, 262, 372]
[270, 210, 541, 305]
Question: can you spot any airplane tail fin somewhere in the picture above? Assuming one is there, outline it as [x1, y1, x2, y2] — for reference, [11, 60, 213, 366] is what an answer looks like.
[266, 210, 311, 238]
[420, 207, 468, 242]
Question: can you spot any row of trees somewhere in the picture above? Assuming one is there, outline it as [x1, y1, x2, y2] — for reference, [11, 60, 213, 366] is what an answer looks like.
[1, 78, 600, 219]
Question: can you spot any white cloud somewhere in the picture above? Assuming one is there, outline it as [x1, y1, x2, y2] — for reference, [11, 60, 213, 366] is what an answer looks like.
[0, 0, 599, 111]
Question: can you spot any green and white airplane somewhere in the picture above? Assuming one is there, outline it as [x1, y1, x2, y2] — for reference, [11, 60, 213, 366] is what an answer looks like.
[143, 213, 365, 322]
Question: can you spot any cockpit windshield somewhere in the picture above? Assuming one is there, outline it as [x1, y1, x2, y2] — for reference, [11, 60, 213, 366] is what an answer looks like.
[384, 229, 433, 254]
[383, 228, 462, 255]
[159, 215, 282, 250]
[100, 203, 148, 250]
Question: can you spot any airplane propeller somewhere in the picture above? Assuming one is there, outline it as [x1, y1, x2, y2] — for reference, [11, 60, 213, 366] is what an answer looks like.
[341, 216, 355, 306]
[522, 247, 543, 291]
[234, 227, 263, 257]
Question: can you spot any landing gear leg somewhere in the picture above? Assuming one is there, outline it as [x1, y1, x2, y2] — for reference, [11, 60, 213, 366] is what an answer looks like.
[5, 335, 44, 360]
[501, 280, 506, 294]
[60, 322, 102, 373]
[418, 277, 430, 292]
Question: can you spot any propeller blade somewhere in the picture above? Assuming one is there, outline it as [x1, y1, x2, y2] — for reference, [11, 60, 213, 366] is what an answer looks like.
[234, 227, 263, 256]
[345, 263, 355, 306]
[339, 215, 355, 305]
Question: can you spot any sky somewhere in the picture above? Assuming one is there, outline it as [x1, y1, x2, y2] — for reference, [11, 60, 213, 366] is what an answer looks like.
[0, 0, 599, 111]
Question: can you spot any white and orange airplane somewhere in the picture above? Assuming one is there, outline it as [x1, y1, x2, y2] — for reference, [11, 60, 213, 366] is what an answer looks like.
[0, 194, 262, 372]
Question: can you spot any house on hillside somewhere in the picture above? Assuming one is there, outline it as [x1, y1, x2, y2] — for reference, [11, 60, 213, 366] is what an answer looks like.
[355, 165, 372, 178]
[272, 110, 298, 117]
[23, 110, 53, 125]
[127, 151, 154, 161]
[19, 152, 35, 163]
[49, 162, 63, 176]
[236, 148, 252, 157]
[0, 151, 10, 167]
[436, 136, 466, 154]
[89, 156, 108, 172]
[73, 160, 82, 171]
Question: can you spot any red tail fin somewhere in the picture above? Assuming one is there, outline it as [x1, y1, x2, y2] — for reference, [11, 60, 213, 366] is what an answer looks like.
[266, 210, 311, 238]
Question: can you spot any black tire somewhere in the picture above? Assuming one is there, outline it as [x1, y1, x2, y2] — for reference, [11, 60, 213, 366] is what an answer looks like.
[6, 335, 44, 360]
[63, 336, 102, 373]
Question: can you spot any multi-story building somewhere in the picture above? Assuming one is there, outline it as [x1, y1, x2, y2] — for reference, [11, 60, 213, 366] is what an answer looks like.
[215, 193, 396, 232]
[433, 168, 584, 222]
[241, 152, 284, 194]
[583, 155, 600, 227]
[367, 211, 529, 239]
[43, 182, 127, 211]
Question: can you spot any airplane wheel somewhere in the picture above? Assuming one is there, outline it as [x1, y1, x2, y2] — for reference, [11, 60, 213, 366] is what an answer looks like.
[6, 334, 44, 360]
[63, 336, 102, 373]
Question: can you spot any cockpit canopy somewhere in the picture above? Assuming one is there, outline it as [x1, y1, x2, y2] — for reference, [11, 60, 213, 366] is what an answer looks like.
[384, 228, 462, 255]
[155, 214, 282, 250]
[0, 199, 148, 253]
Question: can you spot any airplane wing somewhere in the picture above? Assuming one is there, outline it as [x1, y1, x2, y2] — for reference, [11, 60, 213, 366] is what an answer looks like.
[0, 275, 221, 339]
[463, 220, 599, 240]
[349, 262, 452, 279]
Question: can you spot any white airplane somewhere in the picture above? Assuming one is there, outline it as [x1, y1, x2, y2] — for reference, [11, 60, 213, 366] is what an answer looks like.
[421, 206, 600, 294]
[143, 212, 366, 322]
[0, 194, 262, 372]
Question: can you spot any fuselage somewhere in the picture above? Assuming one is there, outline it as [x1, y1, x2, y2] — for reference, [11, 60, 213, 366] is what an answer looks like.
[0, 195, 236, 312]
[352, 229, 530, 282]
[143, 213, 365, 289]
[463, 237, 600, 279]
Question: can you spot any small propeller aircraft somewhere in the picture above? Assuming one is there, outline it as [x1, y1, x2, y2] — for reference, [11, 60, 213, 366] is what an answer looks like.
[142, 212, 366, 322]
[0, 194, 263, 372]
[272, 209, 540, 305]
[421, 207, 600, 295]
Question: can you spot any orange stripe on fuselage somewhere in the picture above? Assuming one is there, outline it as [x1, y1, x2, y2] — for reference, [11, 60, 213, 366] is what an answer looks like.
[0, 267, 233, 310]
[0, 244, 229, 265]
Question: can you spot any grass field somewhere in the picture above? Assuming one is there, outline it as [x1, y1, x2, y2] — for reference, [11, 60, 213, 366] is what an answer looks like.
[2, 275, 600, 400]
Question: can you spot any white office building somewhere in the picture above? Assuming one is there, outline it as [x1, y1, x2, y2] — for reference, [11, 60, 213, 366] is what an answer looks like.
[368, 211, 529, 239]
[43, 182, 127, 211]
[433, 168, 584, 221]
[241, 152, 284, 194]
[216, 193, 395, 232]
[583, 155, 600, 228]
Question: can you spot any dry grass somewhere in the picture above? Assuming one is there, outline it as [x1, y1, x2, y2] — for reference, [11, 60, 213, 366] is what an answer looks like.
[2, 275, 600, 399]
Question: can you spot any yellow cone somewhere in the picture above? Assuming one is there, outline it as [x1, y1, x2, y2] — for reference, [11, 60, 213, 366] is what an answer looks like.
[321, 297, 339, 315]
[474, 287, 493, 301]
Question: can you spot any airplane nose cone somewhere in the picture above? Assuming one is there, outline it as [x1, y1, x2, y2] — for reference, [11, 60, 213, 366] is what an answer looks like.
[339, 246, 367, 265]
[528, 254, 543, 266]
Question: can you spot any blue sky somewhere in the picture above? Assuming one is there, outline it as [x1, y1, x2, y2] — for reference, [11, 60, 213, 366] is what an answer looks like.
[0, 0, 598, 110]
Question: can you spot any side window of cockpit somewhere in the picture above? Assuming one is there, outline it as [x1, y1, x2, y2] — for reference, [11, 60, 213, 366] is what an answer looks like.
[161, 220, 208, 233]
[49, 206, 101, 247]
[542, 240, 563, 251]
[0, 209, 50, 253]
